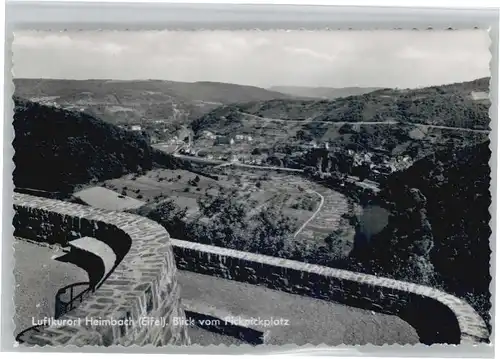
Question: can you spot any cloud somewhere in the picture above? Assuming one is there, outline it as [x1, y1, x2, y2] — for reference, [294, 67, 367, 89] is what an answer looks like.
[95, 43, 126, 55]
[284, 47, 336, 62]
[14, 32, 127, 55]
[397, 47, 430, 60]
[14, 33, 75, 49]
[12, 30, 491, 88]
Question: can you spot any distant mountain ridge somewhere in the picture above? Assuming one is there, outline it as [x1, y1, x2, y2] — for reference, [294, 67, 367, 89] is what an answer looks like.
[269, 86, 382, 99]
[191, 78, 490, 164]
[193, 77, 490, 136]
[13, 78, 293, 127]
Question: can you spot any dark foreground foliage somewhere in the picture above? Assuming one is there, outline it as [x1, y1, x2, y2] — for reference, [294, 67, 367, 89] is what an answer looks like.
[13, 97, 180, 194]
[356, 141, 492, 324]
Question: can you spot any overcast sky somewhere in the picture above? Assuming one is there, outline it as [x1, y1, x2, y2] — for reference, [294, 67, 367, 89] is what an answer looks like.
[13, 30, 491, 89]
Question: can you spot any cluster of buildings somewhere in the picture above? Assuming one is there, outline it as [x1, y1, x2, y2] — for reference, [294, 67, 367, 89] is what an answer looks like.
[31, 97, 87, 113]
[169, 136, 189, 146]
[201, 131, 217, 140]
[193, 149, 264, 165]
[303, 141, 330, 150]
[235, 134, 253, 142]
[200, 131, 253, 146]
[162, 128, 194, 147]
[347, 149, 413, 175]
[117, 124, 143, 132]
[243, 157, 264, 165]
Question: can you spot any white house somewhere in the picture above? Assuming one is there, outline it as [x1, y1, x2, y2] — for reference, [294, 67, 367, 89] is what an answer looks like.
[202, 130, 217, 139]
[131, 125, 142, 131]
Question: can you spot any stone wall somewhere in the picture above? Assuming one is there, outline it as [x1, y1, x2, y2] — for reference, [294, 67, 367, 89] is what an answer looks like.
[13, 193, 190, 347]
[171, 238, 490, 345]
[12, 193, 490, 346]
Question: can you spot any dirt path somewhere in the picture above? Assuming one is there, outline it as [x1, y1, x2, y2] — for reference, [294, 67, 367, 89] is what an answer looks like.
[293, 190, 324, 238]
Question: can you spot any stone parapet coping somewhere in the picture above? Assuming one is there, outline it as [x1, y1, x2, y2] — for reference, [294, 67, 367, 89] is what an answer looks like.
[12, 192, 489, 345]
[171, 238, 490, 344]
[13, 193, 188, 346]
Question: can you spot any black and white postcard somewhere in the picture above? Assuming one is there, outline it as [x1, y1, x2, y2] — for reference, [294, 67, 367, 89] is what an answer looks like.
[8, 27, 493, 349]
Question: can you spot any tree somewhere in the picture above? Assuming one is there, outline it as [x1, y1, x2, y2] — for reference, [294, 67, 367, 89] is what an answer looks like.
[250, 208, 296, 256]
[357, 164, 371, 182]
[295, 130, 308, 140]
[195, 190, 250, 249]
[358, 187, 436, 285]
[136, 200, 188, 239]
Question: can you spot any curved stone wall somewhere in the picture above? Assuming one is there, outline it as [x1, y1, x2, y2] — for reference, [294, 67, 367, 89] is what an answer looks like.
[13, 193, 190, 346]
[13, 193, 490, 346]
[171, 239, 490, 345]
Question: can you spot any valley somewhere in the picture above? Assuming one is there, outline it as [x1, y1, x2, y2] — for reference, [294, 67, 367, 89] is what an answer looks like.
[99, 166, 356, 247]
[13, 76, 492, 326]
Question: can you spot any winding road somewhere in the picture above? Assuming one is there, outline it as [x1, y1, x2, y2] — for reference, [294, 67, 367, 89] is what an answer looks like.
[293, 190, 325, 238]
[230, 163, 303, 173]
[415, 124, 489, 134]
[238, 111, 398, 125]
[237, 111, 490, 133]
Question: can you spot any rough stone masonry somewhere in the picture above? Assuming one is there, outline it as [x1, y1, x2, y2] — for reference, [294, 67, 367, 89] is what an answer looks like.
[13, 192, 190, 347]
[13, 193, 490, 346]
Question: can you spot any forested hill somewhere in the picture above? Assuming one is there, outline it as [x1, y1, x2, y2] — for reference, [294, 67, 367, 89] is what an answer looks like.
[364, 141, 491, 320]
[381, 140, 491, 264]
[192, 77, 490, 135]
[13, 78, 293, 126]
[268, 86, 381, 99]
[13, 97, 180, 194]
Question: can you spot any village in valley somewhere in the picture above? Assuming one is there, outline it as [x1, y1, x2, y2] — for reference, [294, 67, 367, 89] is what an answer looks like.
[10, 27, 493, 347]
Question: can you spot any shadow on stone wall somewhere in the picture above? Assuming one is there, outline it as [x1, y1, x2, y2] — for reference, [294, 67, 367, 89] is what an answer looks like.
[171, 239, 489, 345]
[12, 193, 489, 347]
[13, 193, 189, 347]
